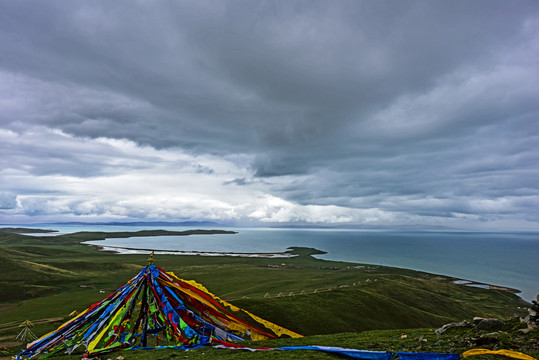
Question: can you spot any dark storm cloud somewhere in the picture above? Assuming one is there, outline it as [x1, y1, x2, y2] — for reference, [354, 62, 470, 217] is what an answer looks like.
[1, 1, 535, 149]
[1, 0, 538, 227]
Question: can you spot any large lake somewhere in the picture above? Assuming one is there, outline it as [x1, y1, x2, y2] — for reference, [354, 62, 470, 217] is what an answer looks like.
[19, 225, 539, 301]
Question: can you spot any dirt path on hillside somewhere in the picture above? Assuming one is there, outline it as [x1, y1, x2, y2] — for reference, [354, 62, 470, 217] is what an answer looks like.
[0, 317, 64, 333]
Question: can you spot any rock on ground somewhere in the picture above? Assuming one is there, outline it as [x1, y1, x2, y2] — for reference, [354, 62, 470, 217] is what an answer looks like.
[475, 318, 505, 330]
[435, 320, 472, 336]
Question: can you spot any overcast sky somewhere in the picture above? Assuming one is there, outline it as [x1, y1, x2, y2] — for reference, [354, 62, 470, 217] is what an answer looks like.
[1, 1, 538, 230]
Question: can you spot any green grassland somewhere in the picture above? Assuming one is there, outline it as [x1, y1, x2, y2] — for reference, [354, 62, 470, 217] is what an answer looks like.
[0, 229, 536, 359]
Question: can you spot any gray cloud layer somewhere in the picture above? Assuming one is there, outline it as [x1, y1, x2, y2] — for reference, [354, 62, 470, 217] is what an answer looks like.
[1, 1, 538, 228]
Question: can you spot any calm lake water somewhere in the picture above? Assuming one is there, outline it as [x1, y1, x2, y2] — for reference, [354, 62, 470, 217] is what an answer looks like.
[18, 225, 539, 301]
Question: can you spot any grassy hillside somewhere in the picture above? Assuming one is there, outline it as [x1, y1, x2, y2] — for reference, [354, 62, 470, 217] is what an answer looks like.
[0, 230, 528, 330]
[0, 229, 534, 359]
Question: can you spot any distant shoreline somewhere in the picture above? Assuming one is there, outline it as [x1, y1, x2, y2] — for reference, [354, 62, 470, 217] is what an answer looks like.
[91, 244, 298, 258]
[90, 243, 522, 295]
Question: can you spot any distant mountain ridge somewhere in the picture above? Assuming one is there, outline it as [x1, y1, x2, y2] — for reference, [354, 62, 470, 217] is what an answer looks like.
[48, 221, 225, 226]
[0, 227, 58, 233]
